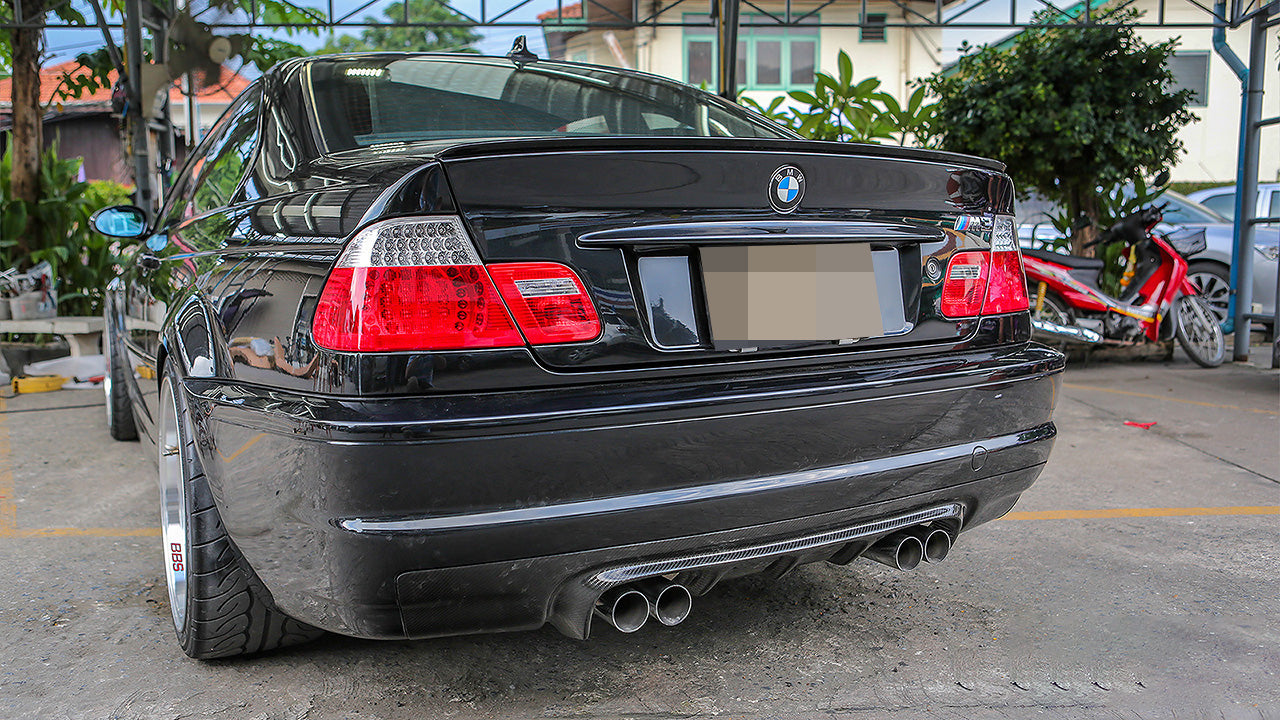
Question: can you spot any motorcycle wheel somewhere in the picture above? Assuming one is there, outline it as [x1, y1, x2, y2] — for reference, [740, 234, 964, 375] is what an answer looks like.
[1174, 295, 1226, 368]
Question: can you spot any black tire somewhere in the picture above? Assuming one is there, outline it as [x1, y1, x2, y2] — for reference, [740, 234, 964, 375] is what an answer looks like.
[103, 308, 138, 441]
[1174, 295, 1226, 368]
[159, 370, 324, 659]
[1185, 261, 1231, 328]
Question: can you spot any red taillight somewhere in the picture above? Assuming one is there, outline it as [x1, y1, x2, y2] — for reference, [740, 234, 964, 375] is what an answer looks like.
[982, 249, 1030, 314]
[940, 250, 991, 318]
[313, 265, 523, 351]
[487, 262, 601, 344]
[312, 217, 600, 352]
[939, 215, 1029, 319]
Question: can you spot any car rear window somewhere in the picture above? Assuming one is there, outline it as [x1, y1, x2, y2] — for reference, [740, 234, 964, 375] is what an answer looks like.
[305, 56, 788, 152]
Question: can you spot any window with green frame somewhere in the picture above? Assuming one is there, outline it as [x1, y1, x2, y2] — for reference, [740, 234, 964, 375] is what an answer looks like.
[684, 14, 819, 92]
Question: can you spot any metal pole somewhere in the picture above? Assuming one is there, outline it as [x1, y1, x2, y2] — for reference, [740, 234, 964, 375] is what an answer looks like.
[1211, 1, 1246, 338]
[1274, 232, 1280, 368]
[716, 0, 740, 101]
[1230, 10, 1267, 362]
[125, 0, 155, 222]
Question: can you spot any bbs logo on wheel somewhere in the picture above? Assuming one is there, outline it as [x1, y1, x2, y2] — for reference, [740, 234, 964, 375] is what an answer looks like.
[768, 165, 805, 214]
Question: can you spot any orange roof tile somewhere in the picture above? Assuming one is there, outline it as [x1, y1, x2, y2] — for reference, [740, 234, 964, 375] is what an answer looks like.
[0, 59, 252, 109]
[537, 2, 583, 21]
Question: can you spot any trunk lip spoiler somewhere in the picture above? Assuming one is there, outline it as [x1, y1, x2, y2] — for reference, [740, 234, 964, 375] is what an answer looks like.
[431, 136, 1006, 172]
[577, 220, 947, 247]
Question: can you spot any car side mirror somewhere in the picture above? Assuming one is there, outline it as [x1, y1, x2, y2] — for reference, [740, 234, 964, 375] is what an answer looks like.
[91, 205, 148, 239]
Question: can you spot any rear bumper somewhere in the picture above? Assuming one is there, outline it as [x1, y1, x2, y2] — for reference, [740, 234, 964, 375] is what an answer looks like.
[186, 343, 1064, 639]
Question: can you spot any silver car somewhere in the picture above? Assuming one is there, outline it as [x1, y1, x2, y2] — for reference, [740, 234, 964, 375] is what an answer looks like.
[1186, 183, 1280, 225]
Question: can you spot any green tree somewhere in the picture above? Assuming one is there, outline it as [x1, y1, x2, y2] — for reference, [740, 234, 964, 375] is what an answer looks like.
[922, 7, 1194, 255]
[320, 0, 480, 53]
[1, 146, 134, 315]
[740, 50, 939, 147]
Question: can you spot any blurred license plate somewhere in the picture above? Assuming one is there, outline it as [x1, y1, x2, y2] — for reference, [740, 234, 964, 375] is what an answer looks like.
[701, 244, 886, 344]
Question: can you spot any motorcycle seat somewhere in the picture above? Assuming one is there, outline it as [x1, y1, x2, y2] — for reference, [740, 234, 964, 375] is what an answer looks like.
[1021, 247, 1106, 271]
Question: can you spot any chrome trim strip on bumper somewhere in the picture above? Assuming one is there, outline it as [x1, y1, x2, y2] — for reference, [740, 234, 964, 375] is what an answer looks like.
[337, 425, 1052, 534]
[587, 503, 963, 589]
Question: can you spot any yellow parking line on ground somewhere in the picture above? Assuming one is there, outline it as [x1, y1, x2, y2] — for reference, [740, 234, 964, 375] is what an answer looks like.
[1004, 506, 1280, 520]
[1062, 383, 1278, 415]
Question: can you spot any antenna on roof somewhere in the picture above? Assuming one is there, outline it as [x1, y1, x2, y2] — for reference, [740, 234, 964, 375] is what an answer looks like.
[507, 35, 539, 68]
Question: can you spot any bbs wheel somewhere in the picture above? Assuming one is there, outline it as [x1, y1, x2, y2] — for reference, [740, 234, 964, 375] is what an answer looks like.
[158, 369, 323, 659]
[1174, 295, 1226, 368]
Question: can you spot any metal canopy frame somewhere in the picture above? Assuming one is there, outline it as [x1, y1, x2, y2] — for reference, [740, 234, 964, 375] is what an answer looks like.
[3, 0, 1274, 29]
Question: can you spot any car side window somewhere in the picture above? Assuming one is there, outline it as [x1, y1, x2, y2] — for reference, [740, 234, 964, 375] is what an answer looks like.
[189, 85, 262, 217]
[1198, 192, 1236, 221]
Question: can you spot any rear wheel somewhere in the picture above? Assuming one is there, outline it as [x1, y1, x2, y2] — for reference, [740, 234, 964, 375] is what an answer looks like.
[1186, 262, 1231, 327]
[159, 370, 323, 659]
[1174, 295, 1226, 368]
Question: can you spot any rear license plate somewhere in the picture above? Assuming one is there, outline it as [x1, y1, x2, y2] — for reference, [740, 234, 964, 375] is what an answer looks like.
[700, 244, 886, 344]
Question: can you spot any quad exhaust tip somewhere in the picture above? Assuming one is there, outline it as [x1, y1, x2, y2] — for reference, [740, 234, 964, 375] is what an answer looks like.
[636, 579, 693, 627]
[864, 531, 925, 571]
[594, 587, 650, 633]
[594, 579, 694, 633]
[863, 526, 954, 570]
[919, 527, 952, 563]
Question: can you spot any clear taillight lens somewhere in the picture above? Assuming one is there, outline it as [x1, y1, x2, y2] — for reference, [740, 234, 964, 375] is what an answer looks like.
[312, 217, 599, 352]
[940, 215, 1029, 319]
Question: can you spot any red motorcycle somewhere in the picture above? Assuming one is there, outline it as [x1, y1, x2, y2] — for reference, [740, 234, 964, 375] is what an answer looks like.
[1022, 204, 1226, 367]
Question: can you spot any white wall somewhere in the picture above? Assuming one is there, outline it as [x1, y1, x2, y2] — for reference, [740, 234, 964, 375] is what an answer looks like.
[1134, 20, 1280, 184]
[626, 0, 946, 106]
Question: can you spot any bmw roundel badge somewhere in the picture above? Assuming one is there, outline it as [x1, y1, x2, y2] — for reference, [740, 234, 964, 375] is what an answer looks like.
[768, 165, 805, 214]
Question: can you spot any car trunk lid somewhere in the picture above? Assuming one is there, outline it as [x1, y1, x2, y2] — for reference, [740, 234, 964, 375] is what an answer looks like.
[430, 138, 1015, 371]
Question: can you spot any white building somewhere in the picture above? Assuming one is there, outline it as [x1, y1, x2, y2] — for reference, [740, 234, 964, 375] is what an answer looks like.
[538, 0, 954, 109]
[538, 0, 1278, 184]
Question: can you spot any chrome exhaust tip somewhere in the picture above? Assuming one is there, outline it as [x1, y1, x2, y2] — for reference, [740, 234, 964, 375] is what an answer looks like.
[863, 532, 925, 571]
[636, 579, 693, 626]
[593, 587, 650, 633]
[1032, 318, 1103, 345]
[918, 527, 952, 563]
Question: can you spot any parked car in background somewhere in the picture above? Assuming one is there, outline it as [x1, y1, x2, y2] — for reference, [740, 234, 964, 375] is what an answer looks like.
[1187, 183, 1280, 225]
[91, 53, 1064, 659]
[1017, 189, 1279, 329]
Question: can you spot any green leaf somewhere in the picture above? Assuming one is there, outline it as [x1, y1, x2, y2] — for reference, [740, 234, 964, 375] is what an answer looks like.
[837, 51, 853, 89]
[788, 90, 819, 106]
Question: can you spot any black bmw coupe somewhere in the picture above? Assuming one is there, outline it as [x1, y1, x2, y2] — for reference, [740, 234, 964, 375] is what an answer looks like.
[93, 52, 1064, 659]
